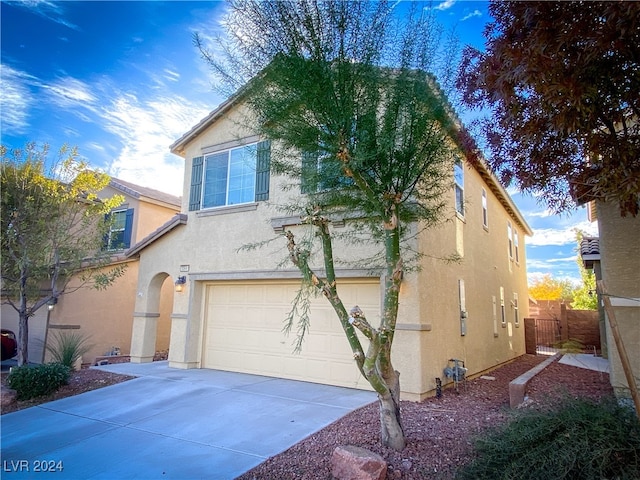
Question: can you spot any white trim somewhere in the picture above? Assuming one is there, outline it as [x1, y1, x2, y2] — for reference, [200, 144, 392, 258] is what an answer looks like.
[196, 203, 258, 217]
[189, 268, 383, 282]
[610, 297, 640, 307]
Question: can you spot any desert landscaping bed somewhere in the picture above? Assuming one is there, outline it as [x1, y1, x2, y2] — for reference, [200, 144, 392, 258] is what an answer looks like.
[238, 354, 614, 480]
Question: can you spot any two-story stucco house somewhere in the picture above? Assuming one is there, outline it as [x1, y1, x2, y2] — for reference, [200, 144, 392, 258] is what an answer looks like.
[1, 179, 181, 365]
[126, 95, 532, 401]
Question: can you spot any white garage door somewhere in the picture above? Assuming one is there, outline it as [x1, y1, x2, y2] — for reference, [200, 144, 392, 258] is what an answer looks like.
[202, 279, 380, 389]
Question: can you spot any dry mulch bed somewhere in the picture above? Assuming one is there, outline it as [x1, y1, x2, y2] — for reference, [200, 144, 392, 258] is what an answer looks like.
[1, 367, 134, 415]
[238, 354, 614, 480]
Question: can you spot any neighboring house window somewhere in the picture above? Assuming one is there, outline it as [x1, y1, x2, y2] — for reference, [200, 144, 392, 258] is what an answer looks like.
[481, 188, 488, 228]
[189, 140, 270, 211]
[507, 221, 514, 259]
[454, 158, 464, 216]
[500, 287, 506, 326]
[513, 292, 520, 326]
[514, 228, 520, 263]
[105, 208, 134, 250]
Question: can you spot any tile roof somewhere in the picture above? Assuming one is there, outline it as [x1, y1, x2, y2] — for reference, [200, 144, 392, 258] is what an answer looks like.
[125, 213, 188, 257]
[580, 236, 601, 269]
[110, 178, 181, 207]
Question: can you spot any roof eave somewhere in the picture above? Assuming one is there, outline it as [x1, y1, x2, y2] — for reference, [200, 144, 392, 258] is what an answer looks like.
[125, 213, 188, 258]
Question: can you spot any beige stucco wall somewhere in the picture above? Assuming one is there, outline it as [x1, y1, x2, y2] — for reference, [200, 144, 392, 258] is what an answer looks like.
[132, 101, 529, 400]
[596, 200, 640, 398]
[380, 162, 529, 399]
[41, 185, 179, 365]
[1, 303, 48, 363]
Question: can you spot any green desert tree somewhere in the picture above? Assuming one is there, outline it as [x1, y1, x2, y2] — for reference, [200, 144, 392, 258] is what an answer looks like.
[1, 143, 125, 366]
[196, 0, 464, 450]
[572, 231, 598, 311]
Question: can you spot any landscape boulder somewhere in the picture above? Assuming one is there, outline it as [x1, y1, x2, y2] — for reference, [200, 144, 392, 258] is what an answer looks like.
[331, 445, 387, 480]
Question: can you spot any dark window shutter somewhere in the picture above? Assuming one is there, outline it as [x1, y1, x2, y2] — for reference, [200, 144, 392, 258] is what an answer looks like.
[301, 151, 318, 194]
[189, 156, 204, 211]
[255, 140, 271, 201]
[123, 208, 134, 248]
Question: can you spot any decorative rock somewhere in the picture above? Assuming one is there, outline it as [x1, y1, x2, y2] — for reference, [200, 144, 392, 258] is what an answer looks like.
[1, 385, 18, 408]
[331, 445, 387, 480]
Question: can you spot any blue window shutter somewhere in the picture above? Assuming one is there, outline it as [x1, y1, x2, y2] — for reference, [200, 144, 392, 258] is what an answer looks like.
[189, 156, 204, 211]
[123, 208, 134, 248]
[255, 140, 271, 201]
[301, 151, 318, 194]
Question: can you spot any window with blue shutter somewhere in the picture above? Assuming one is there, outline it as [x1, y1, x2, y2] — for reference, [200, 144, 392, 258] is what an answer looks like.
[123, 208, 134, 248]
[189, 156, 204, 211]
[104, 208, 134, 250]
[189, 141, 270, 211]
[255, 140, 271, 201]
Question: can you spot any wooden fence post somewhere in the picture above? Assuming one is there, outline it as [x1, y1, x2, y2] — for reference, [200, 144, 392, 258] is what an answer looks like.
[598, 281, 640, 418]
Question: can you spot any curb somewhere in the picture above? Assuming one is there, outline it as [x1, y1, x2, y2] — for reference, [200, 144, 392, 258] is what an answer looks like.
[509, 353, 562, 408]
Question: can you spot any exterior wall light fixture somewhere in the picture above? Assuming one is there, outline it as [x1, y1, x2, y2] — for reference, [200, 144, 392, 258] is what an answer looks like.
[47, 297, 58, 311]
[175, 276, 187, 293]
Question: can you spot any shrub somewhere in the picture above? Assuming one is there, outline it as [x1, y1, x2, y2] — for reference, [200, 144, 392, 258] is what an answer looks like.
[7, 363, 72, 400]
[552, 338, 586, 353]
[46, 330, 93, 368]
[457, 398, 640, 480]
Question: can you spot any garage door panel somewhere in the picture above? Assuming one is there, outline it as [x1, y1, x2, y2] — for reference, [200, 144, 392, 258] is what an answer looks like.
[203, 280, 378, 390]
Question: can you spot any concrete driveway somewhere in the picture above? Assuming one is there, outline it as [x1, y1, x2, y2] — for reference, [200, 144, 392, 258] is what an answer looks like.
[1, 361, 375, 479]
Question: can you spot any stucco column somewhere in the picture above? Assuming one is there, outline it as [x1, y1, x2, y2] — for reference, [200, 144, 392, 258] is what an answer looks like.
[130, 312, 159, 363]
[168, 280, 203, 369]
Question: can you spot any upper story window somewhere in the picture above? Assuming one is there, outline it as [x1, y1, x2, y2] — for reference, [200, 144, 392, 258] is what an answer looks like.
[514, 228, 520, 263]
[301, 150, 353, 194]
[507, 220, 514, 259]
[204, 145, 256, 207]
[189, 141, 270, 211]
[104, 208, 133, 250]
[481, 188, 488, 228]
[454, 158, 464, 216]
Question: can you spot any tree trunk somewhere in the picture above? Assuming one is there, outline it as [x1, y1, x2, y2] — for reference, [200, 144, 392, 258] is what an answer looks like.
[17, 276, 29, 366]
[18, 313, 28, 366]
[378, 391, 405, 451]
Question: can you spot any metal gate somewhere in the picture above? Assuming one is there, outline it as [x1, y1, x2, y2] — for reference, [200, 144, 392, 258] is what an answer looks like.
[525, 318, 562, 355]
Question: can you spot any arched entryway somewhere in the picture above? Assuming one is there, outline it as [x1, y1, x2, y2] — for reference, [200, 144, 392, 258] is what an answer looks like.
[130, 272, 175, 363]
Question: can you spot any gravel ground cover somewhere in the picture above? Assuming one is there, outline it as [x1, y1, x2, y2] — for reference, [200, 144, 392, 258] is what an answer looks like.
[237, 354, 614, 480]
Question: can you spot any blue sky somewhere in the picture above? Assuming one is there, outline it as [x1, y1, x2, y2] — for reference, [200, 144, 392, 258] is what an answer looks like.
[1, 0, 597, 284]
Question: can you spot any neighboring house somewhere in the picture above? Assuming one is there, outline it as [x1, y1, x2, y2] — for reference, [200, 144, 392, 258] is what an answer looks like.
[126, 95, 532, 401]
[580, 204, 640, 400]
[0, 178, 181, 365]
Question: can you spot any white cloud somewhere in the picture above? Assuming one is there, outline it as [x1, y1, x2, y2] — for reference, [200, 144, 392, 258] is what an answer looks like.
[14, 1, 79, 30]
[526, 209, 554, 218]
[527, 270, 580, 286]
[163, 69, 180, 82]
[434, 0, 456, 11]
[461, 10, 481, 21]
[44, 77, 98, 108]
[528, 221, 598, 246]
[100, 92, 210, 196]
[0, 65, 34, 134]
[527, 256, 577, 270]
